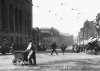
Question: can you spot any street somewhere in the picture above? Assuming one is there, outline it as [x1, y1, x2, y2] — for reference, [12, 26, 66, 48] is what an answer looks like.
[0, 52, 100, 71]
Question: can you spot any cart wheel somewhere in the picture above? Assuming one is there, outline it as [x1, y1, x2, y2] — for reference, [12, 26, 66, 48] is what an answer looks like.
[12, 59, 17, 65]
[16, 58, 23, 65]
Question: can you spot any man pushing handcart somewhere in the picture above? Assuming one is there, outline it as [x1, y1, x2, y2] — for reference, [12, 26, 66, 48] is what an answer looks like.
[12, 40, 36, 65]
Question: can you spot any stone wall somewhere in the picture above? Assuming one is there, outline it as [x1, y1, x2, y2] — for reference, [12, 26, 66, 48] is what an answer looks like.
[0, 0, 32, 50]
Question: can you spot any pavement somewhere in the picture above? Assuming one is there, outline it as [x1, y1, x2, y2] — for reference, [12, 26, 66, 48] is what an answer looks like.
[0, 52, 100, 71]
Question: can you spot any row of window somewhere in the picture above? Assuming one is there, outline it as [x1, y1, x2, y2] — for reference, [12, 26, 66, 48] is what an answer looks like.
[1, 0, 32, 33]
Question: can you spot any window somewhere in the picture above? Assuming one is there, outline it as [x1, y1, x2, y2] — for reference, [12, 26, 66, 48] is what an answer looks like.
[11, 37, 13, 43]
[27, 12, 30, 32]
[1, 0, 6, 30]
[25, 11, 27, 32]
[15, 8, 18, 32]
[9, 5, 14, 31]
[19, 10, 22, 32]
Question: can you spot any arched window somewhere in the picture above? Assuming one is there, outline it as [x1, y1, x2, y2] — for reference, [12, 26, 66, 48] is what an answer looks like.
[28, 12, 32, 32]
[23, 12, 26, 32]
[15, 8, 18, 32]
[27, 12, 30, 32]
[19, 10, 22, 32]
[25, 11, 27, 33]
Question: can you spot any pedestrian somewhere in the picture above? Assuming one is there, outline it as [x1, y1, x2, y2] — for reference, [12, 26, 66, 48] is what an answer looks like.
[42, 44, 46, 51]
[26, 40, 36, 65]
[61, 44, 65, 54]
[51, 42, 58, 55]
[37, 43, 42, 51]
[61, 44, 67, 54]
[1, 38, 8, 55]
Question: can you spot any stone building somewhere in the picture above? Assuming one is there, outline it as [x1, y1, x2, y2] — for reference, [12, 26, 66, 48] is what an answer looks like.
[78, 20, 97, 42]
[95, 13, 100, 36]
[32, 27, 40, 46]
[39, 27, 60, 47]
[32, 27, 60, 49]
[0, 0, 32, 50]
[32, 27, 74, 49]
[59, 33, 74, 46]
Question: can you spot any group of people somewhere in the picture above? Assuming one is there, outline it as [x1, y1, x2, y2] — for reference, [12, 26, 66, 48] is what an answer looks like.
[1, 38, 8, 55]
[37, 43, 47, 51]
[51, 42, 67, 55]
[1, 38, 15, 55]
[1, 37, 67, 65]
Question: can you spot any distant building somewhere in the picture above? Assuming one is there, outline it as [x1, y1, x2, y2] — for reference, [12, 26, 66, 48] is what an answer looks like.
[78, 20, 97, 42]
[32, 27, 40, 46]
[59, 33, 74, 46]
[39, 27, 60, 48]
[32, 27, 60, 49]
[32, 27, 74, 49]
[95, 13, 100, 36]
[0, 0, 32, 50]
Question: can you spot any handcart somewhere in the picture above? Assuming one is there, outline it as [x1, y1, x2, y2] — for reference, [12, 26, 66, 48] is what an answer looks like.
[12, 51, 29, 65]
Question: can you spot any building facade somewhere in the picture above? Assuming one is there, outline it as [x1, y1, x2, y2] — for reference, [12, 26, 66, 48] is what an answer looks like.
[32, 27, 74, 49]
[39, 27, 60, 48]
[78, 20, 97, 42]
[95, 13, 100, 36]
[0, 0, 32, 50]
[32, 27, 60, 49]
[32, 27, 40, 46]
[59, 33, 74, 46]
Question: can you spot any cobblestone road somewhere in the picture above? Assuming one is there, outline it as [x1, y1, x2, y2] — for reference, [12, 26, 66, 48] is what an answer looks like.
[0, 53, 100, 71]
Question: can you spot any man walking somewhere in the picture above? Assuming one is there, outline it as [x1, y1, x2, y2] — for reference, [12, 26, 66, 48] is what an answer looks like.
[51, 42, 58, 55]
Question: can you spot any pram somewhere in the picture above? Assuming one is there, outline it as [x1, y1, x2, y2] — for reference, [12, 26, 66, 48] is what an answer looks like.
[12, 51, 29, 65]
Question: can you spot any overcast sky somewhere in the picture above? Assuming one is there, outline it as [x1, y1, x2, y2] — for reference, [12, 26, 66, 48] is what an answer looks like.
[33, 0, 100, 36]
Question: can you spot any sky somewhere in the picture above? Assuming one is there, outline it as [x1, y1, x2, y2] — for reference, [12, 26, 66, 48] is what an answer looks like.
[33, 0, 100, 36]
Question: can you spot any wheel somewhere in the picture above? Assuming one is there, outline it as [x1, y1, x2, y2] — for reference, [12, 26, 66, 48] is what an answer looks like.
[12, 58, 23, 65]
[12, 59, 17, 65]
[16, 58, 23, 65]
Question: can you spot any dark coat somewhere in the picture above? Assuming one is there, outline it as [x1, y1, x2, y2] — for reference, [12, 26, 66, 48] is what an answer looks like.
[31, 44, 36, 52]
[51, 43, 57, 49]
